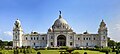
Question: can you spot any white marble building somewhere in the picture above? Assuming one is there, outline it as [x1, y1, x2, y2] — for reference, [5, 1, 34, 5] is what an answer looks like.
[13, 12, 108, 48]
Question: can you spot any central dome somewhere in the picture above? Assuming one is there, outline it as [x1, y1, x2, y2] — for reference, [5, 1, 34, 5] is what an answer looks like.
[48, 11, 73, 32]
[54, 17, 68, 25]
[52, 11, 70, 29]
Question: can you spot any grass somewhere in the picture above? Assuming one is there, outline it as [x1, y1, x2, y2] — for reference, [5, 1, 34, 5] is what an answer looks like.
[38, 50, 117, 54]
[0, 49, 119, 54]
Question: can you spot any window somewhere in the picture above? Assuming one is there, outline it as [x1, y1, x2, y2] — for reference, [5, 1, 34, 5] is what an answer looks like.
[34, 37, 35, 40]
[51, 36, 53, 39]
[104, 32, 106, 34]
[51, 42, 53, 46]
[86, 43, 88, 46]
[42, 37, 44, 40]
[34, 43, 35, 46]
[70, 42, 72, 46]
[15, 36, 17, 39]
[26, 37, 27, 40]
[31, 37, 33, 40]
[103, 36, 105, 39]
[70, 36, 72, 39]
[78, 38, 79, 40]
[37, 37, 39, 40]
[86, 38, 88, 40]
[84, 38, 85, 40]
[89, 38, 90, 40]
[94, 38, 95, 40]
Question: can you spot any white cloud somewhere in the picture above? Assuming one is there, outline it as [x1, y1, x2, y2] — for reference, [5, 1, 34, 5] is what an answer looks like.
[3, 31, 12, 36]
[113, 24, 120, 31]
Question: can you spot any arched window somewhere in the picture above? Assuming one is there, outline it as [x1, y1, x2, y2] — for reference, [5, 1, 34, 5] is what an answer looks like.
[103, 36, 105, 39]
[51, 36, 53, 39]
[78, 38, 80, 40]
[89, 38, 90, 40]
[86, 38, 88, 40]
[42, 37, 44, 40]
[94, 38, 95, 40]
[34, 37, 35, 40]
[84, 38, 85, 40]
[34, 43, 35, 46]
[26, 37, 27, 40]
[70, 42, 72, 46]
[51, 42, 53, 46]
[31, 37, 33, 40]
[86, 43, 88, 46]
[15, 36, 17, 39]
[37, 37, 39, 40]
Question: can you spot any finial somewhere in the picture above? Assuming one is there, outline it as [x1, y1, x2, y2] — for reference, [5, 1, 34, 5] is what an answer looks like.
[102, 19, 104, 22]
[59, 11, 62, 19]
[59, 11, 61, 15]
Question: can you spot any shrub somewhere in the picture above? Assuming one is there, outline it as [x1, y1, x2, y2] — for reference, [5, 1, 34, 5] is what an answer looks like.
[116, 50, 119, 54]
[100, 47, 112, 52]
[20, 49, 22, 53]
[23, 49, 26, 54]
[46, 47, 58, 50]
[73, 52, 80, 54]
[94, 48, 101, 51]
[37, 52, 41, 54]
[0, 52, 2, 54]
[66, 48, 74, 53]
[60, 46, 69, 50]
[26, 49, 29, 53]
[13, 50, 19, 54]
[84, 52, 87, 54]
[94, 45, 100, 48]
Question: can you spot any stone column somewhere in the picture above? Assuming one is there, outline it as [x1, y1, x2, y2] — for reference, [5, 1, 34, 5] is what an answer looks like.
[73, 34, 76, 47]
[54, 34, 57, 47]
[47, 34, 50, 47]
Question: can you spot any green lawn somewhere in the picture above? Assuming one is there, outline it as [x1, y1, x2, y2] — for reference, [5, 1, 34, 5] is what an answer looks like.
[0, 50, 118, 54]
[38, 50, 116, 54]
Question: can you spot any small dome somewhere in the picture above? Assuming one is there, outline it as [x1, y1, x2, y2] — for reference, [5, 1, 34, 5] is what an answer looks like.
[100, 19, 106, 27]
[14, 19, 21, 28]
[15, 19, 21, 24]
[83, 30, 89, 34]
[48, 28, 53, 32]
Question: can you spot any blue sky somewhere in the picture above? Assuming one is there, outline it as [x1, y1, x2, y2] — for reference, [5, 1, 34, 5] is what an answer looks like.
[0, 0, 120, 41]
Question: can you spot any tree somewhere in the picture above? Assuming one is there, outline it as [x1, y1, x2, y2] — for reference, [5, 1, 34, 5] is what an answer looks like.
[0, 40, 3, 46]
[116, 42, 120, 51]
[7, 41, 13, 46]
[108, 40, 116, 48]
[0, 40, 3, 49]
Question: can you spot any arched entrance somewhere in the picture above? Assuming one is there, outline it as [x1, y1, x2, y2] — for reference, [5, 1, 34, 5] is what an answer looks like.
[57, 35, 66, 46]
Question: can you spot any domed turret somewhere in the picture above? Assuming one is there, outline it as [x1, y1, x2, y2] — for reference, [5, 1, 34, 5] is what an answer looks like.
[98, 19, 107, 34]
[14, 19, 21, 28]
[13, 19, 23, 48]
[99, 19, 107, 30]
[13, 19, 23, 31]
[48, 28, 53, 32]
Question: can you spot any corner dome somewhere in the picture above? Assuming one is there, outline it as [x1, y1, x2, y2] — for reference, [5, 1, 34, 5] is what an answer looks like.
[15, 19, 21, 25]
